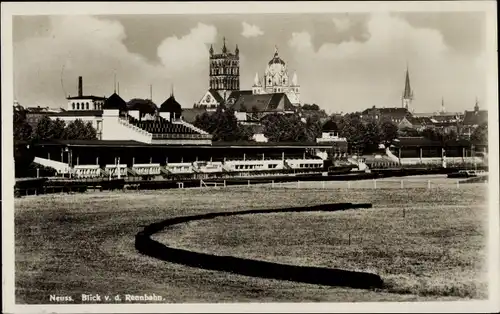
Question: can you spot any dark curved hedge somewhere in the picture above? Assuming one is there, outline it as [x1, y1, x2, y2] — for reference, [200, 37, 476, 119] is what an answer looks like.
[135, 203, 384, 290]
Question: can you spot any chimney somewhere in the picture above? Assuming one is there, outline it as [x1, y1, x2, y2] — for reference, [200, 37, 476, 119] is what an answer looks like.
[78, 76, 83, 97]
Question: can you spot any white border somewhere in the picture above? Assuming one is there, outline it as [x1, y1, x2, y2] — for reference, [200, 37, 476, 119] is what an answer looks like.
[2, 2, 499, 313]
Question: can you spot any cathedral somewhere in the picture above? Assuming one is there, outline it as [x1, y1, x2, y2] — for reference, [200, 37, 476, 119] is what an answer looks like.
[196, 42, 301, 109]
[197, 38, 240, 109]
[252, 47, 301, 106]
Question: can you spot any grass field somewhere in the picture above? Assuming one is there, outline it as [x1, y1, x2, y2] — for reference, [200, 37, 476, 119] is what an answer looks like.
[14, 177, 489, 303]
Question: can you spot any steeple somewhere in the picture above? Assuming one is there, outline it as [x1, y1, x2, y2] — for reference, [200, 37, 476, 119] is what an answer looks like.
[474, 97, 479, 112]
[292, 71, 298, 86]
[441, 97, 445, 113]
[222, 36, 227, 54]
[274, 45, 279, 57]
[253, 72, 261, 86]
[402, 63, 413, 109]
[235, 44, 239, 56]
[209, 44, 214, 56]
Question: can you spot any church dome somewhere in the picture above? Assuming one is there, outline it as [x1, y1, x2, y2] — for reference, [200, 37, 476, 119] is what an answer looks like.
[268, 50, 286, 66]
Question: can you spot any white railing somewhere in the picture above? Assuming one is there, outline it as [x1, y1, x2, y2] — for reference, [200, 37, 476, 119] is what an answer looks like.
[73, 165, 101, 178]
[173, 120, 209, 135]
[165, 163, 194, 174]
[118, 118, 153, 138]
[34, 157, 70, 174]
[385, 148, 401, 163]
[104, 164, 128, 177]
[132, 163, 161, 176]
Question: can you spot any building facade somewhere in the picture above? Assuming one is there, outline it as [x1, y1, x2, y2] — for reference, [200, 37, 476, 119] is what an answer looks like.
[252, 47, 301, 106]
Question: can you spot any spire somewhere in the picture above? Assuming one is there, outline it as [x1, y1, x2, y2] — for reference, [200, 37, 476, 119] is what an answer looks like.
[222, 36, 227, 53]
[235, 44, 239, 55]
[474, 97, 479, 112]
[253, 72, 260, 86]
[274, 45, 279, 57]
[292, 71, 298, 86]
[209, 44, 214, 55]
[170, 83, 174, 98]
[441, 97, 445, 113]
[403, 64, 412, 99]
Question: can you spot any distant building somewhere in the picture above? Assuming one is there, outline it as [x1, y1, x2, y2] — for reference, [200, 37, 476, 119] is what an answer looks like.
[45, 77, 210, 144]
[197, 38, 240, 109]
[461, 99, 488, 138]
[66, 76, 106, 111]
[361, 107, 412, 124]
[230, 93, 295, 122]
[251, 47, 301, 106]
[402, 65, 414, 110]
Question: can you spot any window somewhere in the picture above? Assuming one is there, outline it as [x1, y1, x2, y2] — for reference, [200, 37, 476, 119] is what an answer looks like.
[72, 103, 75, 110]
[86, 102, 89, 110]
[77, 103, 80, 109]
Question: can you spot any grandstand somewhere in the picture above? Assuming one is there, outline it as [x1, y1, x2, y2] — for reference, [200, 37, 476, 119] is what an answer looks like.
[29, 140, 332, 180]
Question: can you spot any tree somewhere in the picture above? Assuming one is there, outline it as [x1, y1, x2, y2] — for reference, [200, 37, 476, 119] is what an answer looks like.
[62, 119, 98, 140]
[52, 118, 66, 139]
[379, 119, 399, 148]
[304, 115, 323, 142]
[193, 107, 246, 142]
[337, 113, 366, 154]
[262, 113, 307, 142]
[470, 123, 487, 145]
[13, 108, 32, 141]
[32, 116, 57, 141]
[363, 118, 382, 154]
[398, 126, 420, 137]
[302, 103, 320, 111]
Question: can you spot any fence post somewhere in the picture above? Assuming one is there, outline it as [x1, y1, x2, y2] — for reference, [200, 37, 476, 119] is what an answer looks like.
[223, 180, 226, 188]
[272, 180, 275, 188]
[373, 179, 377, 189]
[248, 180, 250, 187]
[322, 181, 325, 189]
[427, 180, 431, 189]
[348, 181, 351, 189]
[457, 181, 460, 188]
[401, 180, 404, 189]
[297, 181, 300, 188]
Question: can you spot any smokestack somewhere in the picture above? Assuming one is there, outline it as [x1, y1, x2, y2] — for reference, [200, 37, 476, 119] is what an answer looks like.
[78, 76, 83, 97]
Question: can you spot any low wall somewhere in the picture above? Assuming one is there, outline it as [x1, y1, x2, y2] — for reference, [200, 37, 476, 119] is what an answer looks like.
[135, 203, 384, 290]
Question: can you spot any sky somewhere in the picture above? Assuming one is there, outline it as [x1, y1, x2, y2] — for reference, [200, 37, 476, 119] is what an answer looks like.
[13, 12, 487, 114]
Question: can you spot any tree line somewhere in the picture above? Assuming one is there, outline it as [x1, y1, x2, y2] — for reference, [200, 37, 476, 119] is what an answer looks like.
[14, 109, 98, 142]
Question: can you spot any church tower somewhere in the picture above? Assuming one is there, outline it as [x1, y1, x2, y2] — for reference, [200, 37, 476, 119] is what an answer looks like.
[209, 37, 240, 99]
[402, 65, 413, 109]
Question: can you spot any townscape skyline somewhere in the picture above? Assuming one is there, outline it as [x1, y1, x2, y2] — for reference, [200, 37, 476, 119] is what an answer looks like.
[13, 12, 486, 113]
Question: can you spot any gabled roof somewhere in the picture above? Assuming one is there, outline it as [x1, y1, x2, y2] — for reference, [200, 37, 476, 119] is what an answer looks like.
[160, 95, 182, 113]
[322, 119, 338, 131]
[231, 93, 294, 112]
[407, 116, 433, 125]
[362, 107, 411, 119]
[463, 110, 488, 126]
[103, 93, 127, 110]
[207, 89, 226, 104]
[228, 90, 253, 100]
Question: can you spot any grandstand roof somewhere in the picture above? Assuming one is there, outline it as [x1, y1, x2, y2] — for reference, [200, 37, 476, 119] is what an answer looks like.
[159, 95, 183, 113]
[34, 139, 333, 149]
[47, 110, 103, 117]
[103, 93, 127, 111]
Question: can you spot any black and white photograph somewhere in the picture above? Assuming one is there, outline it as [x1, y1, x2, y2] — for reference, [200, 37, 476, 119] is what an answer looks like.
[2, 1, 499, 313]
